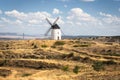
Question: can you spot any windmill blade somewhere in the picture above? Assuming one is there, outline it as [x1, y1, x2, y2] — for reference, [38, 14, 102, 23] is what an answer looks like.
[46, 18, 52, 26]
[61, 29, 65, 36]
[53, 17, 59, 25]
[45, 27, 51, 36]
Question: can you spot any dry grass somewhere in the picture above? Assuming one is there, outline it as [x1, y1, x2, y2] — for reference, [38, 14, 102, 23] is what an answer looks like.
[0, 39, 120, 80]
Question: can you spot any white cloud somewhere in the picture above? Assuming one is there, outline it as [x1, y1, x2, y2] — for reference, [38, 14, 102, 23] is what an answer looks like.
[5, 10, 27, 20]
[52, 8, 62, 14]
[66, 8, 99, 26]
[99, 12, 120, 24]
[1, 9, 120, 36]
[5, 10, 51, 26]
[64, 5, 68, 8]
[1, 17, 11, 23]
[0, 10, 2, 14]
[28, 19, 40, 25]
[119, 8, 120, 12]
[100, 12, 112, 17]
[81, 0, 95, 2]
[1, 17, 22, 25]
[15, 20, 22, 24]
[2, 9, 65, 30]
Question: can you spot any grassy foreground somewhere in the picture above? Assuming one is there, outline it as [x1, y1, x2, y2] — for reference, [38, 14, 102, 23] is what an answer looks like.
[0, 39, 120, 80]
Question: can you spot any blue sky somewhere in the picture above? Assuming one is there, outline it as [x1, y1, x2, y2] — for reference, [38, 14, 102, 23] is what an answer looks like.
[0, 0, 120, 36]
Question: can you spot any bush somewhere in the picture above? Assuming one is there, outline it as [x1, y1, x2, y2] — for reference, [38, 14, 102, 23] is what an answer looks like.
[6, 44, 9, 47]
[21, 73, 32, 77]
[67, 53, 74, 58]
[79, 44, 89, 47]
[73, 56, 81, 61]
[33, 45, 38, 49]
[73, 65, 80, 74]
[0, 69, 12, 77]
[62, 65, 69, 71]
[92, 61, 104, 71]
[54, 41, 65, 46]
[41, 45, 48, 48]
[73, 44, 90, 47]
[103, 60, 117, 65]
[51, 45, 56, 48]
[105, 42, 113, 45]
[73, 45, 79, 47]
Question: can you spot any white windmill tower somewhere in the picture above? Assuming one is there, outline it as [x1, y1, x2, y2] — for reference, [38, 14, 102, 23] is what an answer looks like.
[45, 17, 61, 40]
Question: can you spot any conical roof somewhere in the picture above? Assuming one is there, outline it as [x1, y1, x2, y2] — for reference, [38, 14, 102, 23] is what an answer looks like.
[51, 24, 60, 29]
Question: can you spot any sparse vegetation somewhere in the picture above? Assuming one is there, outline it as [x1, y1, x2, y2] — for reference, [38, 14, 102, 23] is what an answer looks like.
[103, 60, 117, 65]
[51, 45, 56, 48]
[73, 44, 90, 47]
[41, 44, 48, 48]
[0, 69, 12, 77]
[6, 44, 9, 47]
[21, 73, 32, 77]
[73, 65, 80, 74]
[54, 41, 65, 46]
[33, 44, 38, 49]
[0, 39, 119, 80]
[92, 61, 104, 71]
[73, 45, 79, 47]
[62, 65, 69, 71]
[105, 42, 113, 45]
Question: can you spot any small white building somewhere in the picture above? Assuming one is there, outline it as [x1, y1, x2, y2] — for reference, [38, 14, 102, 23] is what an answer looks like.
[51, 24, 61, 40]
[45, 17, 62, 40]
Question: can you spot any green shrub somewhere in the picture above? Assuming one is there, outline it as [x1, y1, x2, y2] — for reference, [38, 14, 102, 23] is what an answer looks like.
[79, 44, 89, 47]
[92, 61, 104, 71]
[73, 45, 79, 47]
[54, 41, 65, 46]
[31, 43, 34, 46]
[73, 65, 80, 74]
[73, 44, 90, 47]
[105, 42, 113, 45]
[41, 44, 48, 48]
[103, 60, 116, 65]
[33, 45, 38, 49]
[51, 45, 56, 48]
[62, 65, 69, 71]
[21, 73, 32, 77]
[73, 56, 80, 61]
[75, 40, 80, 43]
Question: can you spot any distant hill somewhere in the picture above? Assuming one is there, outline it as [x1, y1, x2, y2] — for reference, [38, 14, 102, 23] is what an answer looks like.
[0, 32, 18, 35]
[0, 32, 120, 41]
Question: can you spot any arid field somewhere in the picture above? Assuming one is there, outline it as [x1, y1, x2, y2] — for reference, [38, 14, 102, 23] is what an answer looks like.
[0, 37, 120, 80]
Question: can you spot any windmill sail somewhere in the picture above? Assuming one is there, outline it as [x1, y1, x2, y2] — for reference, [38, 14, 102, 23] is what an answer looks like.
[45, 27, 51, 36]
[46, 18, 52, 26]
[53, 17, 59, 25]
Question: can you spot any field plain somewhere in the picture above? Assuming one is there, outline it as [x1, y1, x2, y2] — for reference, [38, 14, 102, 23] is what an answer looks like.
[0, 38, 120, 80]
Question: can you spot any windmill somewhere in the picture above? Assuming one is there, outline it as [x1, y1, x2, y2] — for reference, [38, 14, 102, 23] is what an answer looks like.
[45, 17, 61, 40]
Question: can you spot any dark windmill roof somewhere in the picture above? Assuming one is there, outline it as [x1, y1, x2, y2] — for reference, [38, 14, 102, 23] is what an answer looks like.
[51, 24, 60, 29]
